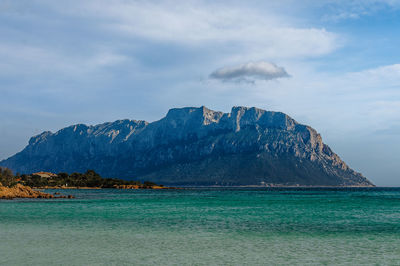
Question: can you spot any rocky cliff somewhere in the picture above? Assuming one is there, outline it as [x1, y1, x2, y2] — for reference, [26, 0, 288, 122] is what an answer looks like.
[0, 106, 373, 186]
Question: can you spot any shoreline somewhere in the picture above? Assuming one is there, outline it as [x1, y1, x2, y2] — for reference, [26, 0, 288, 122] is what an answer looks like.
[179, 185, 376, 188]
[0, 183, 74, 199]
[35, 185, 178, 190]
[35, 185, 377, 190]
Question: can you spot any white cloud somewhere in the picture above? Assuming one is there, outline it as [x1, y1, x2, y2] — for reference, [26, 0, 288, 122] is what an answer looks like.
[46, 0, 340, 60]
[257, 63, 400, 134]
[320, 0, 400, 21]
[349, 64, 400, 82]
[210, 61, 289, 83]
[0, 43, 129, 80]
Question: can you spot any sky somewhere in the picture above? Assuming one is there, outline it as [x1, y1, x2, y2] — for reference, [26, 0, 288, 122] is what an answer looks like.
[0, 0, 400, 186]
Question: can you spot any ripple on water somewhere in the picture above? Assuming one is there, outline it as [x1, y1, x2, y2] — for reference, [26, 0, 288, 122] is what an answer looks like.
[1, 187, 400, 265]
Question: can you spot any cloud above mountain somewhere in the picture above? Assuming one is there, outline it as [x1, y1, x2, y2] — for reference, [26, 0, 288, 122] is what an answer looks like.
[210, 62, 290, 83]
[1, 0, 400, 185]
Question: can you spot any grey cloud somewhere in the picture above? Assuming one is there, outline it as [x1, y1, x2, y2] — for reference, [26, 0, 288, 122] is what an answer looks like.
[210, 61, 290, 83]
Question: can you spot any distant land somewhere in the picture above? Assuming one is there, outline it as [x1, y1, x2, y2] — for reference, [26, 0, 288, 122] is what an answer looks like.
[0, 106, 373, 187]
[0, 168, 169, 191]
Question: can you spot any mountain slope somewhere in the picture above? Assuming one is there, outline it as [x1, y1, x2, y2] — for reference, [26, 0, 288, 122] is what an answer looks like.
[0, 106, 373, 186]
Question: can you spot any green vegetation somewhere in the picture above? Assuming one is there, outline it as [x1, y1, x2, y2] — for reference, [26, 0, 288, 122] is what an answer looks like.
[0, 167, 162, 188]
[0, 167, 17, 187]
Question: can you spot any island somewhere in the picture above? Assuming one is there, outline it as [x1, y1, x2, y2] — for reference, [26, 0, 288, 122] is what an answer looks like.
[0, 106, 374, 187]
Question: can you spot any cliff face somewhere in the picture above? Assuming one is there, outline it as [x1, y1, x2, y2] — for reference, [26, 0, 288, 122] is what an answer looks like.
[0, 106, 373, 186]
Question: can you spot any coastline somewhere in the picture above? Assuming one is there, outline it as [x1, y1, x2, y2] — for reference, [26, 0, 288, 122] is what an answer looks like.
[176, 184, 376, 188]
[0, 182, 73, 199]
[1, 180, 375, 200]
[34, 185, 178, 190]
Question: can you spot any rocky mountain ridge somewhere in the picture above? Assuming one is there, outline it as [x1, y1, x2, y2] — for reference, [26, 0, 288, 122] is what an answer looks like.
[0, 106, 374, 186]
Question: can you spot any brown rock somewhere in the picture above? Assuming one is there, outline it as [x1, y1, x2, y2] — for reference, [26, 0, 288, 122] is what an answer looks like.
[0, 183, 66, 199]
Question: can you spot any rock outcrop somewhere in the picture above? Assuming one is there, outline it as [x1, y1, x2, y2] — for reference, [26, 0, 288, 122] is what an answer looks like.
[0, 182, 54, 199]
[0, 106, 374, 187]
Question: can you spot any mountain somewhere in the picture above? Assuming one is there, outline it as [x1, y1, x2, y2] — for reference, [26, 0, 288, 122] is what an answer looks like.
[0, 106, 373, 186]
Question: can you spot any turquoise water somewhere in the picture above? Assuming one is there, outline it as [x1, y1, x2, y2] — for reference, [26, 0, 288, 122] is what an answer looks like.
[1, 188, 400, 265]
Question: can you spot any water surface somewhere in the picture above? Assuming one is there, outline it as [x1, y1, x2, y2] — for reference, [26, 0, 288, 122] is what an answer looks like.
[1, 188, 399, 265]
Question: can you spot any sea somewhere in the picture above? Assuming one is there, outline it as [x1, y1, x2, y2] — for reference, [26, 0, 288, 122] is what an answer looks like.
[1, 187, 400, 265]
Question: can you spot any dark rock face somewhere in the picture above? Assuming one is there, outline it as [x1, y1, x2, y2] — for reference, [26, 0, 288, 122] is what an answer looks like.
[0, 106, 373, 186]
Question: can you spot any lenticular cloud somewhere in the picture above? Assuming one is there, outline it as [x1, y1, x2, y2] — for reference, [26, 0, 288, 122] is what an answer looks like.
[210, 61, 289, 83]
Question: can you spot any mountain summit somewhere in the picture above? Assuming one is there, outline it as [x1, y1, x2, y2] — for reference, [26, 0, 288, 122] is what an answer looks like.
[0, 106, 373, 186]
